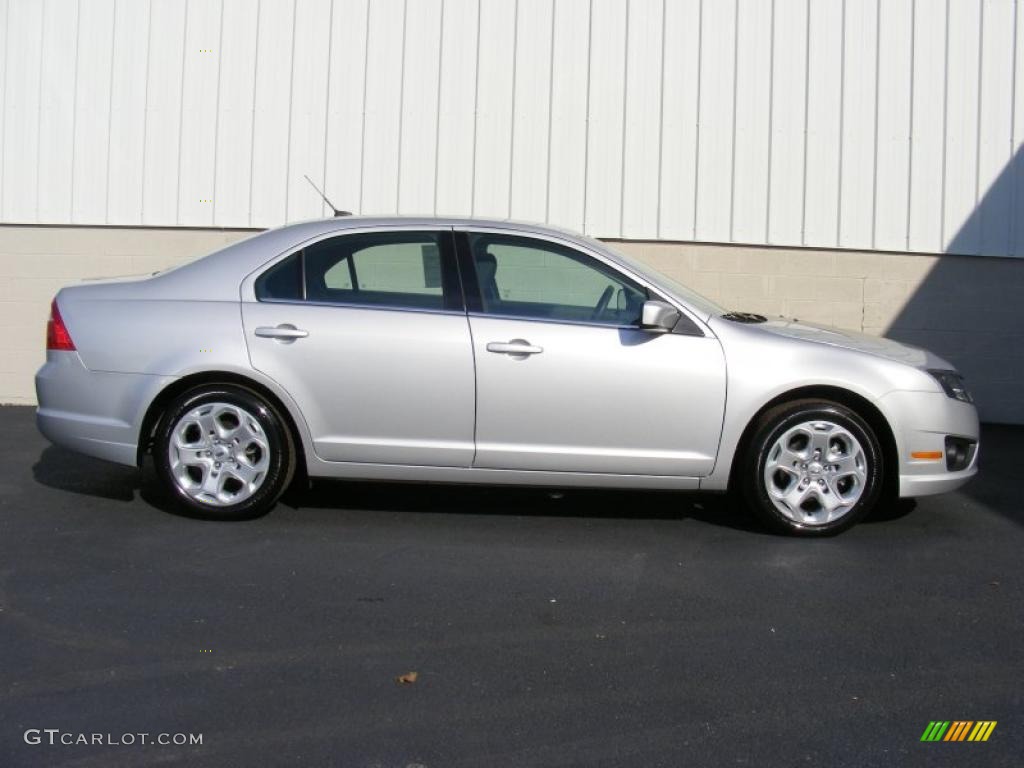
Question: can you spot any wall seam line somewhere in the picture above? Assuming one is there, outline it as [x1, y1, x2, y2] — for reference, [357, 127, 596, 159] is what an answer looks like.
[507, 0, 520, 220]
[973, 0, 985, 254]
[800, 0, 811, 245]
[246, 0, 261, 227]
[320, 0, 335, 218]
[357, 0, 371, 214]
[728, 0, 739, 242]
[174, 0, 190, 226]
[432, 0, 445, 216]
[282, 0, 297, 222]
[0, 0, 9, 219]
[543, 0, 556, 225]
[764, 0, 775, 244]
[693, 0, 704, 241]
[138, 1, 151, 224]
[906, 0, 916, 250]
[655, 0, 666, 239]
[1009, 0, 1019, 254]
[35, 1, 47, 223]
[103, 0, 120, 224]
[210, 0, 225, 226]
[395, 0, 408, 214]
[618, 0, 630, 238]
[68, 1, 82, 224]
[870, 0, 881, 249]
[939, 0, 950, 249]
[836, 0, 846, 248]
[469, 0, 482, 217]
[581, 0, 593, 233]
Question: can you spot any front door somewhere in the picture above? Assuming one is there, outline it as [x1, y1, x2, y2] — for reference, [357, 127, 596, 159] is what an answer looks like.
[242, 228, 475, 466]
[462, 231, 726, 477]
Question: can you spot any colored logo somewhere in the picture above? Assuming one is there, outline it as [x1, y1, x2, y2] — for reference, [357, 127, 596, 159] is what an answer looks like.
[921, 721, 997, 742]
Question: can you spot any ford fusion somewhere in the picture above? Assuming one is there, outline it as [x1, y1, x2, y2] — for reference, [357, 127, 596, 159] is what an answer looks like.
[36, 217, 979, 535]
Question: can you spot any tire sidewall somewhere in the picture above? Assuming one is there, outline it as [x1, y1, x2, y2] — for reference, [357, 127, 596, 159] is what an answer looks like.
[154, 385, 292, 520]
[744, 401, 883, 536]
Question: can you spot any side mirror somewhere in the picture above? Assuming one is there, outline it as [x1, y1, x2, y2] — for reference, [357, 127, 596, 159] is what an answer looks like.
[640, 300, 681, 333]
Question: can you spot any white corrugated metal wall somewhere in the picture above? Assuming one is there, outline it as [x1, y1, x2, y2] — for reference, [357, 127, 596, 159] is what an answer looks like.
[2, 0, 1023, 256]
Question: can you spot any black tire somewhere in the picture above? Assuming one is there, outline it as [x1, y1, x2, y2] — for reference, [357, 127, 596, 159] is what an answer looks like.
[738, 399, 883, 537]
[153, 384, 295, 520]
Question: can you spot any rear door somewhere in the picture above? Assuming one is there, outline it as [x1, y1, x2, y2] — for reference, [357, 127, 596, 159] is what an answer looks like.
[459, 230, 727, 477]
[242, 228, 476, 466]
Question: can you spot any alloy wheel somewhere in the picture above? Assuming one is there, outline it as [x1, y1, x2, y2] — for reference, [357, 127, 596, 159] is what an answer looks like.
[762, 420, 869, 526]
[167, 402, 271, 506]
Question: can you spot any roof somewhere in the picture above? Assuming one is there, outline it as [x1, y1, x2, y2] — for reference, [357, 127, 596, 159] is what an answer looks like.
[264, 214, 592, 244]
[141, 215, 606, 302]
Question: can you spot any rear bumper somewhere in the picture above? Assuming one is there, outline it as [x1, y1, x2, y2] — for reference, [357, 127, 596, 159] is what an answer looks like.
[35, 351, 174, 467]
[878, 390, 980, 498]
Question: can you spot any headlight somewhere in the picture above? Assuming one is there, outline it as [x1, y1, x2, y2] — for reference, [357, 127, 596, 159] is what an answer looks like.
[928, 369, 973, 403]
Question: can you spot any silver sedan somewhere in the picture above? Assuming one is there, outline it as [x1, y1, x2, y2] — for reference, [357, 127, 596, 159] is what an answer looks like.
[35, 217, 979, 535]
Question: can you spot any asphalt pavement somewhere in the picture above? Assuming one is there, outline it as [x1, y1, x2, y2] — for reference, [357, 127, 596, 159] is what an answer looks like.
[1, 404, 1021, 767]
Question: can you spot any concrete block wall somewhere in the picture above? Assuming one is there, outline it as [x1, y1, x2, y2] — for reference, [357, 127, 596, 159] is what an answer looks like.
[2, 226, 1021, 423]
[612, 241, 928, 333]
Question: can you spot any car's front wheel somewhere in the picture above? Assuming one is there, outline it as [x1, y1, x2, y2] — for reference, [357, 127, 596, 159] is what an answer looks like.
[740, 399, 883, 536]
[153, 385, 295, 520]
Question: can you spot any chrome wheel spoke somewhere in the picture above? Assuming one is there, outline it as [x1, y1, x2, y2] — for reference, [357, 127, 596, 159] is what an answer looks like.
[225, 460, 258, 487]
[200, 465, 223, 498]
[814, 484, 842, 515]
[831, 452, 864, 480]
[809, 427, 832, 458]
[768, 446, 805, 474]
[237, 415, 264, 444]
[780, 482, 810, 520]
[197, 410, 219, 441]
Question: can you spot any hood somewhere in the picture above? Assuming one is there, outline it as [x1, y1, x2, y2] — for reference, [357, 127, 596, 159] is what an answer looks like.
[748, 318, 954, 370]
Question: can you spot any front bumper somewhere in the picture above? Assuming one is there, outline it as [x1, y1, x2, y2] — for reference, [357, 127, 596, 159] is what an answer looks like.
[35, 351, 174, 467]
[877, 390, 980, 498]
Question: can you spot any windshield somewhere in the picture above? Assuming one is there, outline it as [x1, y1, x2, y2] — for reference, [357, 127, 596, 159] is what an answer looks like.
[589, 239, 727, 318]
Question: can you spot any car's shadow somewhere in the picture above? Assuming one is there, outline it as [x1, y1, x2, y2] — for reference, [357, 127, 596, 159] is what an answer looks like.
[31, 443, 915, 531]
[32, 445, 143, 503]
[279, 478, 760, 530]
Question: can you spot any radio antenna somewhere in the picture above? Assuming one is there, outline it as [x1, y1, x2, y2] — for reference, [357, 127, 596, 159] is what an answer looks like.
[304, 175, 351, 217]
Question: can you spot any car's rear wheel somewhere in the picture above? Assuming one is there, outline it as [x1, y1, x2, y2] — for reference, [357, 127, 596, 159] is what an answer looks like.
[153, 385, 294, 520]
[740, 399, 883, 536]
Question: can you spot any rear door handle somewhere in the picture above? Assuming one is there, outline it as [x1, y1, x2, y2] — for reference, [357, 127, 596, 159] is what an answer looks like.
[486, 340, 543, 356]
[255, 324, 308, 342]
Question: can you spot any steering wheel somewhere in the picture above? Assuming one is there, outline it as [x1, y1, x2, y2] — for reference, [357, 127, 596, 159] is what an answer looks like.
[591, 286, 614, 321]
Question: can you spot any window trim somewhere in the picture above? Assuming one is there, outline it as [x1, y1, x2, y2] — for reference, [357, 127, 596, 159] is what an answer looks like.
[251, 227, 465, 314]
[453, 228, 705, 336]
[253, 296, 469, 318]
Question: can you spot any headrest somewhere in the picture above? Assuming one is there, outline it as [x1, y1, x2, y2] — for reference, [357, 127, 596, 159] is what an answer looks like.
[476, 251, 497, 281]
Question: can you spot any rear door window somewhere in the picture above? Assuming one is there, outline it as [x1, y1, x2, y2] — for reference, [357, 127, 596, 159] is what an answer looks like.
[255, 230, 461, 312]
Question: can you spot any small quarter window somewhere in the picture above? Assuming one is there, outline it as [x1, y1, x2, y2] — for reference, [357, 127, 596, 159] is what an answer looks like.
[255, 252, 302, 300]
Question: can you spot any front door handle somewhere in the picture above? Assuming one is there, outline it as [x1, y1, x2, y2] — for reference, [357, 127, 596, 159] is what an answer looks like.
[255, 324, 309, 342]
[486, 339, 543, 357]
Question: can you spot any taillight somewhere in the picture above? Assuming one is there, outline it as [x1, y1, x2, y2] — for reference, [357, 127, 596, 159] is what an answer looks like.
[46, 299, 76, 351]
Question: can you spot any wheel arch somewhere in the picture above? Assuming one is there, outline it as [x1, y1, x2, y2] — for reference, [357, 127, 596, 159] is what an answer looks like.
[136, 370, 308, 478]
[727, 385, 898, 495]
